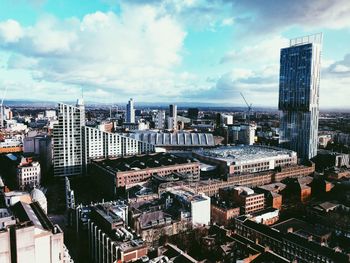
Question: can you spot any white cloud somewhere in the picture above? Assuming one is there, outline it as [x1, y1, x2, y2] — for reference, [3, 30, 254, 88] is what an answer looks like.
[231, 0, 350, 33]
[332, 64, 350, 73]
[221, 35, 288, 65]
[0, 20, 23, 43]
[221, 17, 234, 26]
[0, 6, 191, 102]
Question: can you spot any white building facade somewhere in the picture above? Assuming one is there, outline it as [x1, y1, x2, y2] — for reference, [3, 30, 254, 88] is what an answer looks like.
[82, 126, 154, 164]
[154, 110, 165, 129]
[17, 160, 41, 190]
[53, 101, 84, 177]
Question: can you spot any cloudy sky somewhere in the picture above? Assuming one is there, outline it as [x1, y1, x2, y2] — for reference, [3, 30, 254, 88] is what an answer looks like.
[0, 0, 350, 108]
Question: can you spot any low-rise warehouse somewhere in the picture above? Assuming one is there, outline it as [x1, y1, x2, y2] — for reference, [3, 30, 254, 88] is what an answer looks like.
[194, 145, 297, 175]
[90, 153, 200, 197]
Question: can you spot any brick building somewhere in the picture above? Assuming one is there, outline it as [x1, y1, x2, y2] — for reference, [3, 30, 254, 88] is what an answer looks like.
[91, 153, 200, 197]
[211, 198, 240, 226]
[235, 217, 349, 263]
[219, 187, 265, 214]
[256, 183, 286, 210]
[159, 163, 314, 198]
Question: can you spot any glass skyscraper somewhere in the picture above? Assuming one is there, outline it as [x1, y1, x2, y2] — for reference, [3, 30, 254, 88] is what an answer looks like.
[278, 34, 322, 161]
[126, 98, 135, 123]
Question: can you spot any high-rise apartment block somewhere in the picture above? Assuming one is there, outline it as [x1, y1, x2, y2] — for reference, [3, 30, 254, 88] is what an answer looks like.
[168, 104, 178, 130]
[53, 101, 84, 177]
[169, 104, 177, 118]
[154, 110, 165, 129]
[126, 98, 135, 123]
[53, 99, 154, 177]
[82, 126, 154, 164]
[278, 34, 322, 160]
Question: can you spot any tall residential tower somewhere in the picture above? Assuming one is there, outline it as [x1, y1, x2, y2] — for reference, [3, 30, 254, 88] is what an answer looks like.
[126, 98, 135, 123]
[53, 98, 154, 177]
[168, 104, 177, 130]
[53, 100, 85, 177]
[278, 33, 322, 160]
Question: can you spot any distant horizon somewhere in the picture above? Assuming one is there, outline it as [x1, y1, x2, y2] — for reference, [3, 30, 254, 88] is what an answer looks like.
[1, 1, 350, 108]
[3, 98, 350, 112]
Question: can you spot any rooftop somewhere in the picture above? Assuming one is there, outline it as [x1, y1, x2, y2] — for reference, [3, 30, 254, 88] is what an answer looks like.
[128, 132, 215, 147]
[195, 145, 296, 164]
[272, 218, 331, 239]
[90, 202, 127, 227]
[257, 183, 286, 193]
[10, 201, 59, 233]
[93, 152, 197, 173]
[289, 33, 323, 47]
[166, 188, 208, 203]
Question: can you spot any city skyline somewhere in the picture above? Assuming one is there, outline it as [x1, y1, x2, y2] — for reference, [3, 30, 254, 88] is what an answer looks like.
[0, 0, 350, 109]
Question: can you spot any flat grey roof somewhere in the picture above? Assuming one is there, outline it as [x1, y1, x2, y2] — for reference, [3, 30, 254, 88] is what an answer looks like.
[195, 145, 296, 164]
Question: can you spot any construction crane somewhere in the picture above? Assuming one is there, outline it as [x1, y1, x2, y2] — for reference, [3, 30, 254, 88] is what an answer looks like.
[0, 86, 8, 129]
[240, 92, 252, 124]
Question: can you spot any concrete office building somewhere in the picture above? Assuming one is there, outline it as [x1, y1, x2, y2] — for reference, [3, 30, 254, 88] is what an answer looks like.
[168, 104, 177, 130]
[126, 98, 135, 123]
[74, 201, 147, 263]
[163, 188, 211, 226]
[0, 201, 72, 263]
[154, 110, 165, 129]
[228, 123, 256, 145]
[279, 34, 322, 160]
[167, 117, 177, 131]
[220, 114, 233, 126]
[53, 100, 85, 177]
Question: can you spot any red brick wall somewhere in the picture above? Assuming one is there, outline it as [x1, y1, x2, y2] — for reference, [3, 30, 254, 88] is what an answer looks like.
[116, 162, 200, 187]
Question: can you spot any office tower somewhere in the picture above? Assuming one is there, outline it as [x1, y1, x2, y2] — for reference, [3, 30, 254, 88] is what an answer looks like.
[279, 33, 322, 160]
[154, 110, 165, 129]
[168, 104, 177, 130]
[169, 104, 177, 118]
[228, 123, 257, 145]
[126, 98, 135, 123]
[53, 99, 85, 177]
[0, 201, 72, 263]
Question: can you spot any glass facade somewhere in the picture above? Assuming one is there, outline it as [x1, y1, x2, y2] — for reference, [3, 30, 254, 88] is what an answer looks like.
[279, 35, 322, 160]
